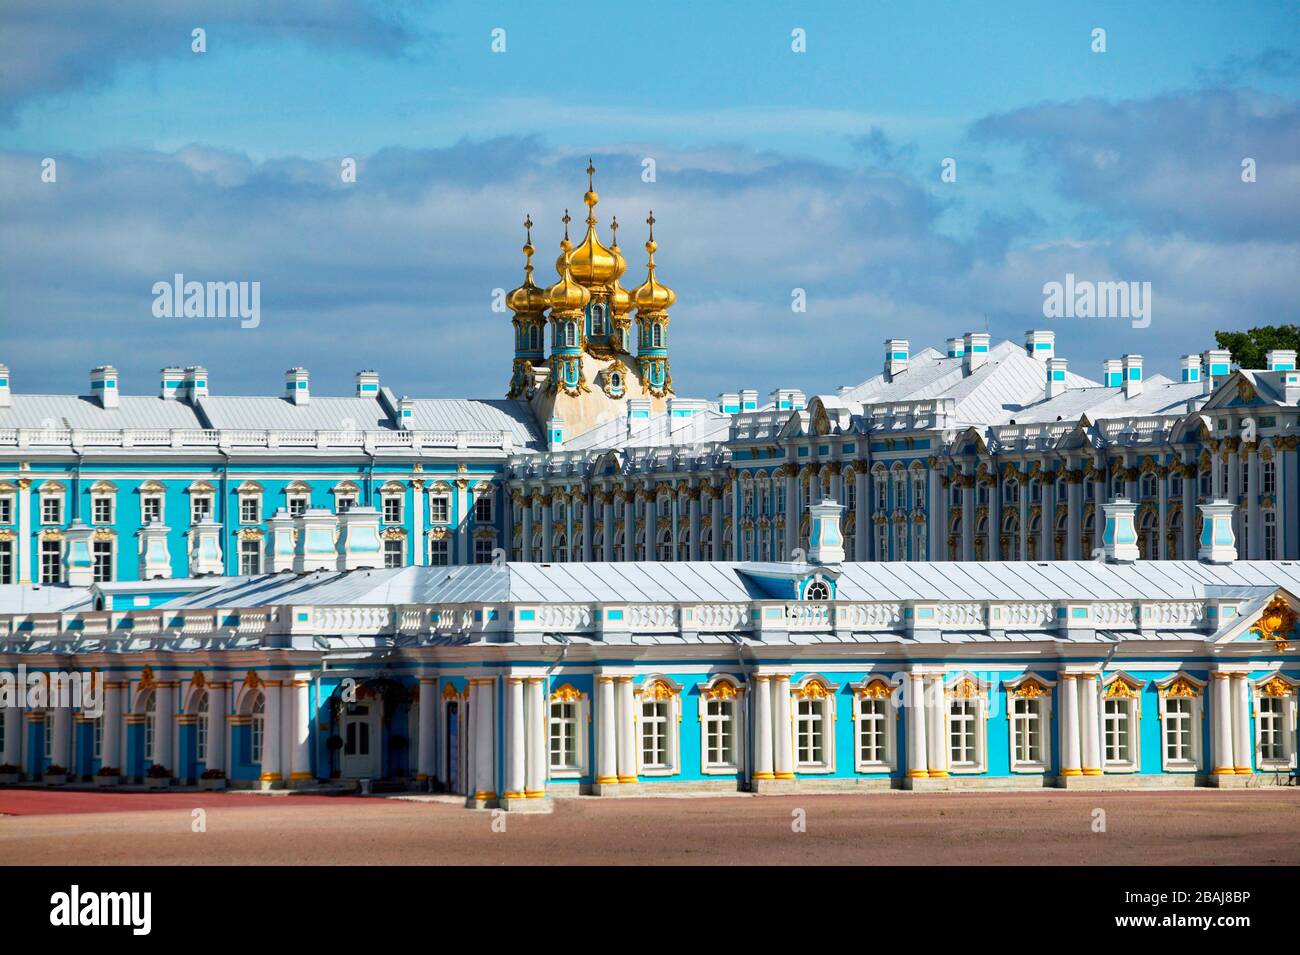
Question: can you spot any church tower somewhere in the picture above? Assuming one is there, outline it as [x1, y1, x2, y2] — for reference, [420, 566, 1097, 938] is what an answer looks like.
[508, 162, 676, 439]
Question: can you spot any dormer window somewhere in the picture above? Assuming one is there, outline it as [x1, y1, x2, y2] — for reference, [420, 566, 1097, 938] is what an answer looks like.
[590, 304, 606, 336]
[805, 580, 830, 601]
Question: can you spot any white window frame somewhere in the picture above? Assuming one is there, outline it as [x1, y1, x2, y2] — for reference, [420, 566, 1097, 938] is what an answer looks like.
[238, 538, 262, 575]
[1101, 676, 1143, 773]
[250, 693, 266, 765]
[1004, 674, 1055, 774]
[383, 537, 405, 569]
[1156, 674, 1204, 773]
[636, 678, 681, 776]
[195, 691, 209, 763]
[287, 493, 309, 518]
[239, 494, 261, 525]
[946, 674, 989, 774]
[190, 494, 213, 525]
[428, 536, 450, 566]
[474, 488, 494, 524]
[91, 538, 114, 583]
[1253, 675, 1298, 773]
[40, 538, 62, 583]
[141, 492, 164, 525]
[40, 491, 64, 525]
[91, 494, 115, 525]
[547, 685, 589, 779]
[429, 492, 452, 525]
[851, 678, 896, 773]
[0, 493, 13, 525]
[382, 494, 404, 525]
[791, 676, 837, 773]
[699, 677, 746, 775]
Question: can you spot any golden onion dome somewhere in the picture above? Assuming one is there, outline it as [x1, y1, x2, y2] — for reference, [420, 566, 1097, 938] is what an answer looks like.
[562, 161, 626, 287]
[632, 211, 676, 313]
[608, 216, 632, 316]
[506, 215, 549, 314]
[547, 212, 590, 313]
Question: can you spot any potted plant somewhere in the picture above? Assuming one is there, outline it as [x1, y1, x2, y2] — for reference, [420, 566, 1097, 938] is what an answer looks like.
[0, 763, 21, 785]
[44, 764, 69, 786]
[94, 766, 122, 787]
[145, 764, 172, 789]
[199, 768, 227, 791]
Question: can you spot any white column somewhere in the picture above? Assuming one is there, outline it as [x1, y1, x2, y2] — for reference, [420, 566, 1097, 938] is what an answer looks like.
[1246, 448, 1262, 559]
[906, 671, 928, 779]
[644, 494, 657, 560]
[710, 490, 724, 560]
[623, 493, 636, 561]
[206, 681, 226, 775]
[596, 676, 618, 787]
[1059, 675, 1081, 776]
[602, 497, 614, 560]
[926, 675, 948, 777]
[785, 471, 799, 559]
[1231, 674, 1252, 774]
[417, 677, 436, 785]
[260, 681, 282, 784]
[752, 675, 774, 783]
[541, 502, 553, 562]
[504, 677, 525, 800]
[1066, 472, 1082, 559]
[154, 681, 175, 777]
[688, 492, 701, 560]
[2, 697, 22, 767]
[616, 676, 637, 783]
[51, 703, 71, 770]
[412, 481, 426, 565]
[855, 468, 870, 561]
[289, 678, 311, 784]
[1079, 673, 1101, 775]
[772, 674, 793, 779]
[1157, 469, 1169, 559]
[525, 678, 546, 798]
[520, 493, 533, 560]
[581, 495, 593, 562]
[960, 477, 975, 560]
[471, 677, 496, 800]
[1211, 673, 1234, 775]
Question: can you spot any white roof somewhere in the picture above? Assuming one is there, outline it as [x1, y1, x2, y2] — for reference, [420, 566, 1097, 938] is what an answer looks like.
[0, 395, 204, 431]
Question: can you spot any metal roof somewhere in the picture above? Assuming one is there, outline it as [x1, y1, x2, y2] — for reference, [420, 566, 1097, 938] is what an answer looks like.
[196, 395, 394, 431]
[399, 396, 542, 448]
[0, 395, 205, 431]
[0, 584, 94, 614]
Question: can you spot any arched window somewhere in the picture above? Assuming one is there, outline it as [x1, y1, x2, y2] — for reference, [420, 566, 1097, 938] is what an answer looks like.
[528, 325, 540, 350]
[657, 529, 672, 562]
[251, 693, 266, 765]
[554, 534, 568, 562]
[143, 692, 157, 763]
[565, 322, 577, 347]
[652, 323, 664, 348]
[195, 690, 209, 763]
[806, 580, 830, 601]
[1003, 479, 1019, 506]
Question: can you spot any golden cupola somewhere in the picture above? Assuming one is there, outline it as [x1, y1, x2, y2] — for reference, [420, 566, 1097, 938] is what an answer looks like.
[561, 160, 626, 288]
[632, 211, 676, 313]
[608, 216, 632, 317]
[547, 210, 591, 314]
[505, 215, 548, 314]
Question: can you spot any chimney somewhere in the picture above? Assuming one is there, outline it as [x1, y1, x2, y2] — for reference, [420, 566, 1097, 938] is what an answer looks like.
[286, 367, 310, 405]
[717, 392, 741, 414]
[1025, 329, 1055, 361]
[1122, 353, 1143, 398]
[139, 522, 172, 580]
[807, 499, 845, 566]
[946, 336, 965, 359]
[668, 397, 705, 432]
[0, 363, 10, 408]
[295, 508, 339, 573]
[627, 399, 651, 436]
[1266, 349, 1297, 372]
[1103, 358, 1123, 388]
[356, 370, 380, 397]
[885, 339, 909, 380]
[740, 389, 759, 412]
[1101, 499, 1139, 563]
[1046, 357, 1069, 399]
[547, 414, 565, 451]
[189, 517, 224, 576]
[265, 509, 296, 573]
[396, 396, 416, 430]
[963, 332, 990, 373]
[769, 388, 803, 411]
[1283, 369, 1300, 405]
[183, 366, 209, 401]
[160, 366, 184, 400]
[1179, 354, 1201, 384]
[337, 505, 383, 571]
[90, 366, 119, 409]
[1198, 501, 1237, 564]
[1201, 348, 1231, 395]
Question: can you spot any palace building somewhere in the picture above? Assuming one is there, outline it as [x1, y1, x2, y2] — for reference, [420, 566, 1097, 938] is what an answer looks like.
[0, 164, 1295, 801]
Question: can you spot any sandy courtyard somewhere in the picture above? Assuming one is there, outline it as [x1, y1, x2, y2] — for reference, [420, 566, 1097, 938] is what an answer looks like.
[1, 787, 1296, 866]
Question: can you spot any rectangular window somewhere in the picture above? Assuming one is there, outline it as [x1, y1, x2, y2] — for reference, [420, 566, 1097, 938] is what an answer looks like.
[336, 496, 355, 514]
[549, 699, 580, 771]
[91, 496, 113, 524]
[1162, 697, 1194, 765]
[0, 496, 12, 524]
[1011, 697, 1044, 769]
[429, 538, 449, 566]
[251, 713, 264, 764]
[473, 538, 494, 564]
[383, 496, 403, 524]
[1258, 696, 1284, 762]
[240, 497, 260, 524]
[92, 717, 103, 760]
[288, 496, 308, 518]
[239, 539, 261, 575]
[142, 495, 163, 524]
[641, 701, 670, 769]
[92, 540, 113, 583]
[796, 699, 825, 766]
[384, 538, 403, 569]
[1264, 512, 1278, 560]
[41, 540, 62, 583]
[857, 697, 888, 766]
[44, 718, 54, 761]
[0, 540, 12, 584]
[474, 491, 494, 523]
[1103, 698, 1132, 767]
[1262, 459, 1276, 496]
[191, 496, 212, 524]
[429, 494, 451, 524]
[42, 496, 63, 525]
[949, 700, 979, 767]
[703, 698, 736, 768]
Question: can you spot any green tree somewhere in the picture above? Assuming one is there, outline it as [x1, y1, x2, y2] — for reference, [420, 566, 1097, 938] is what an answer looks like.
[1214, 324, 1300, 370]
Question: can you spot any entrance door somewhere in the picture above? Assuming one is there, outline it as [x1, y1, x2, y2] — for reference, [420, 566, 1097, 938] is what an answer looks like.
[341, 703, 379, 779]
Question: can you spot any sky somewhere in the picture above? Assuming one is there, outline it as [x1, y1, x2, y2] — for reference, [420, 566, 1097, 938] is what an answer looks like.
[1, 0, 1298, 405]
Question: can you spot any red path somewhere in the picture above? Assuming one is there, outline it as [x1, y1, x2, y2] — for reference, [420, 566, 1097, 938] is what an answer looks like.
[0, 787, 365, 816]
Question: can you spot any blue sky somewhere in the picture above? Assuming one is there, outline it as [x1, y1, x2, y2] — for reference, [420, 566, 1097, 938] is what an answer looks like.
[1, 0, 1297, 403]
